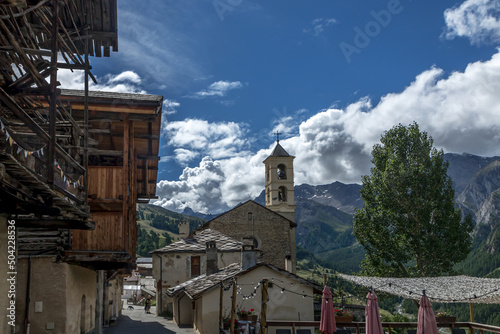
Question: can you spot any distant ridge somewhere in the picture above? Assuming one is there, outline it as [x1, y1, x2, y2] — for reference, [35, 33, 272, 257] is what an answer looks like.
[145, 152, 500, 276]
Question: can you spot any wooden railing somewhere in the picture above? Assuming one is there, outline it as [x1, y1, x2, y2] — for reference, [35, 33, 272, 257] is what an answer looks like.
[266, 321, 500, 334]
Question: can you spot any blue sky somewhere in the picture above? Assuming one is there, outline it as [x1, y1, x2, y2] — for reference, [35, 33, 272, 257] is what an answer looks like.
[59, 0, 500, 214]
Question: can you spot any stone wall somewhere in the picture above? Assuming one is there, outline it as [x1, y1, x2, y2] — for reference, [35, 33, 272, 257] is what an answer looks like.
[65, 262, 97, 333]
[104, 276, 122, 325]
[207, 201, 296, 272]
[153, 250, 240, 315]
[15, 256, 96, 334]
[0, 215, 12, 333]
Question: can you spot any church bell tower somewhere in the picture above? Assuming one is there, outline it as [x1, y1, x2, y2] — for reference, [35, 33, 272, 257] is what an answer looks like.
[263, 135, 296, 222]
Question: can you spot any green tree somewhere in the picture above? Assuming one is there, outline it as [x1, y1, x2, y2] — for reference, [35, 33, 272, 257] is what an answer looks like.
[353, 122, 473, 277]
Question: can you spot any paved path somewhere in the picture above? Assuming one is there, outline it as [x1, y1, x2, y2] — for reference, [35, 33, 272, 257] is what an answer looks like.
[104, 302, 196, 334]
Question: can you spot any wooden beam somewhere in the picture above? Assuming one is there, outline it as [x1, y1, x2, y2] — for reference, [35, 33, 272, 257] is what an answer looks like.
[123, 114, 130, 253]
[87, 129, 159, 140]
[64, 103, 159, 114]
[15, 218, 95, 230]
[136, 166, 158, 170]
[87, 149, 123, 156]
[135, 180, 157, 184]
[57, 63, 92, 70]
[47, 0, 60, 187]
[20, 87, 61, 96]
[137, 195, 158, 199]
[0, 46, 52, 57]
[0, 17, 46, 87]
[137, 155, 160, 161]
[0, 88, 85, 174]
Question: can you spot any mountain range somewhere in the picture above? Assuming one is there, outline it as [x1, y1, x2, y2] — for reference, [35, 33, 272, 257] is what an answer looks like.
[150, 152, 500, 276]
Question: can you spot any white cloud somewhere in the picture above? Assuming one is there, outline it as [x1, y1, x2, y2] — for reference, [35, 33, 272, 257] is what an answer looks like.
[270, 107, 308, 139]
[304, 17, 338, 36]
[164, 118, 250, 165]
[163, 99, 180, 115]
[192, 80, 243, 98]
[58, 69, 146, 94]
[154, 157, 227, 213]
[107, 71, 142, 84]
[444, 0, 500, 45]
[157, 49, 500, 214]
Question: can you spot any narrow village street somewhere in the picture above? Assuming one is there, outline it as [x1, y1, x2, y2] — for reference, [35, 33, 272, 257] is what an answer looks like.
[104, 300, 195, 334]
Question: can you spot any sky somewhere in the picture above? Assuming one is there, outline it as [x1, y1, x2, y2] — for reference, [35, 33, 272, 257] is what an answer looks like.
[58, 0, 500, 214]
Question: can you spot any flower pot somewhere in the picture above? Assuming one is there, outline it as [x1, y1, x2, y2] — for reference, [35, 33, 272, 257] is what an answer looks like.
[335, 315, 353, 323]
[239, 314, 258, 322]
[436, 316, 456, 324]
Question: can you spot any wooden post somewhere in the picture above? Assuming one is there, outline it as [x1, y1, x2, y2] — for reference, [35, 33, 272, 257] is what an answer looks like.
[83, 28, 89, 200]
[259, 279, 268, 334]
[469, 303, 475, 322]
[219, 281, 224, 330]
[230, 279, 237, 334]
[122, 114, 130, 251]
[47, 0, 59, 188]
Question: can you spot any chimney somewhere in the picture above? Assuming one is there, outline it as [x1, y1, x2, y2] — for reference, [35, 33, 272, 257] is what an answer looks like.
[285, 253, 292, 272]
[241, 237, 257, 270]
[206, 241, 218, 275]
[178, 220, 189, 240]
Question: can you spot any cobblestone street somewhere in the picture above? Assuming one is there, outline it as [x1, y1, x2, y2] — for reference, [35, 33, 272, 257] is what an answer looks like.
[104, 301, 195, 334]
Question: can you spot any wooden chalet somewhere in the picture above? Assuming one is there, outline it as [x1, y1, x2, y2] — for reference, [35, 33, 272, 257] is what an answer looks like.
[0, 0, 118, 256]
[58, 89, 162, 269]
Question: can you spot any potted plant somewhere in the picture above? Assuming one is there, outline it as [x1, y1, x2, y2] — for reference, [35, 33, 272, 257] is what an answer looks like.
[236, 305, 257, 322]
[435, 311, 456, 323]
[334, 309, 353, 323]
[222, 315, 241, 331]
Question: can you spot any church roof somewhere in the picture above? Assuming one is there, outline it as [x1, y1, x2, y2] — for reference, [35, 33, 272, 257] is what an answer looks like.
[199, 200, 297, 229]
[150, 228, 242, 254]
[166, 262, 321, 299]
[270, 142, 291, 157]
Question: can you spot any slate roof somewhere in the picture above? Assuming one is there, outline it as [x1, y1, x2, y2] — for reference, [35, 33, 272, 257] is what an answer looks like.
[167, 262, 321, 299]
[167, 263, 241, 298]
[270, 142, 292, 157]
[60, 89, 163, 104]
[198, 200, 297, 230]
[137, 257, 153, 263]
[151, 228, 242, 254]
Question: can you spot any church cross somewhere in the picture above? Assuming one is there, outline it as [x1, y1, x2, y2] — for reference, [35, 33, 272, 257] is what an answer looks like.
[274, 131, 282, 143]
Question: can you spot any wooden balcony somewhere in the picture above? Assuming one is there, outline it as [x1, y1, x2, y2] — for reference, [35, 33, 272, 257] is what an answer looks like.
[59, 90, 162, 269]
[1, 1, 120, 258]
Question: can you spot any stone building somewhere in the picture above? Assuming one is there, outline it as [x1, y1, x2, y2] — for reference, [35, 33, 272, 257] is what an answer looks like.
[263, 140, 296, 223]
[199, 139, 297, 273]
[152, 228, 242, 314]
[166, 246, 320, 334]
[202, 200, 297, 273]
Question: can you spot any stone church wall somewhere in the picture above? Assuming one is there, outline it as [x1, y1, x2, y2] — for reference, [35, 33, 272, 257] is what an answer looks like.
[207, 201, 295, 271]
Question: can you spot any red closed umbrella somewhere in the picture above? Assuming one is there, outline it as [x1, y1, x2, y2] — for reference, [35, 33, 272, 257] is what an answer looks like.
[417, 294, 438, 334]
[320, 285, 337, 334]
[366, 291, 384, 334]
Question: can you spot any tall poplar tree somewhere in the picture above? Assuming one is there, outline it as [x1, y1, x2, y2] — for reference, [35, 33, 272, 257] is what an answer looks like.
[353, 122, 473, 277]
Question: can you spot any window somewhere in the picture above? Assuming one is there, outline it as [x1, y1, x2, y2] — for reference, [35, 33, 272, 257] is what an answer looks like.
[278, 186, 287, 202]
[191, 256, 200, 277]
[277, 164, 287, 179]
